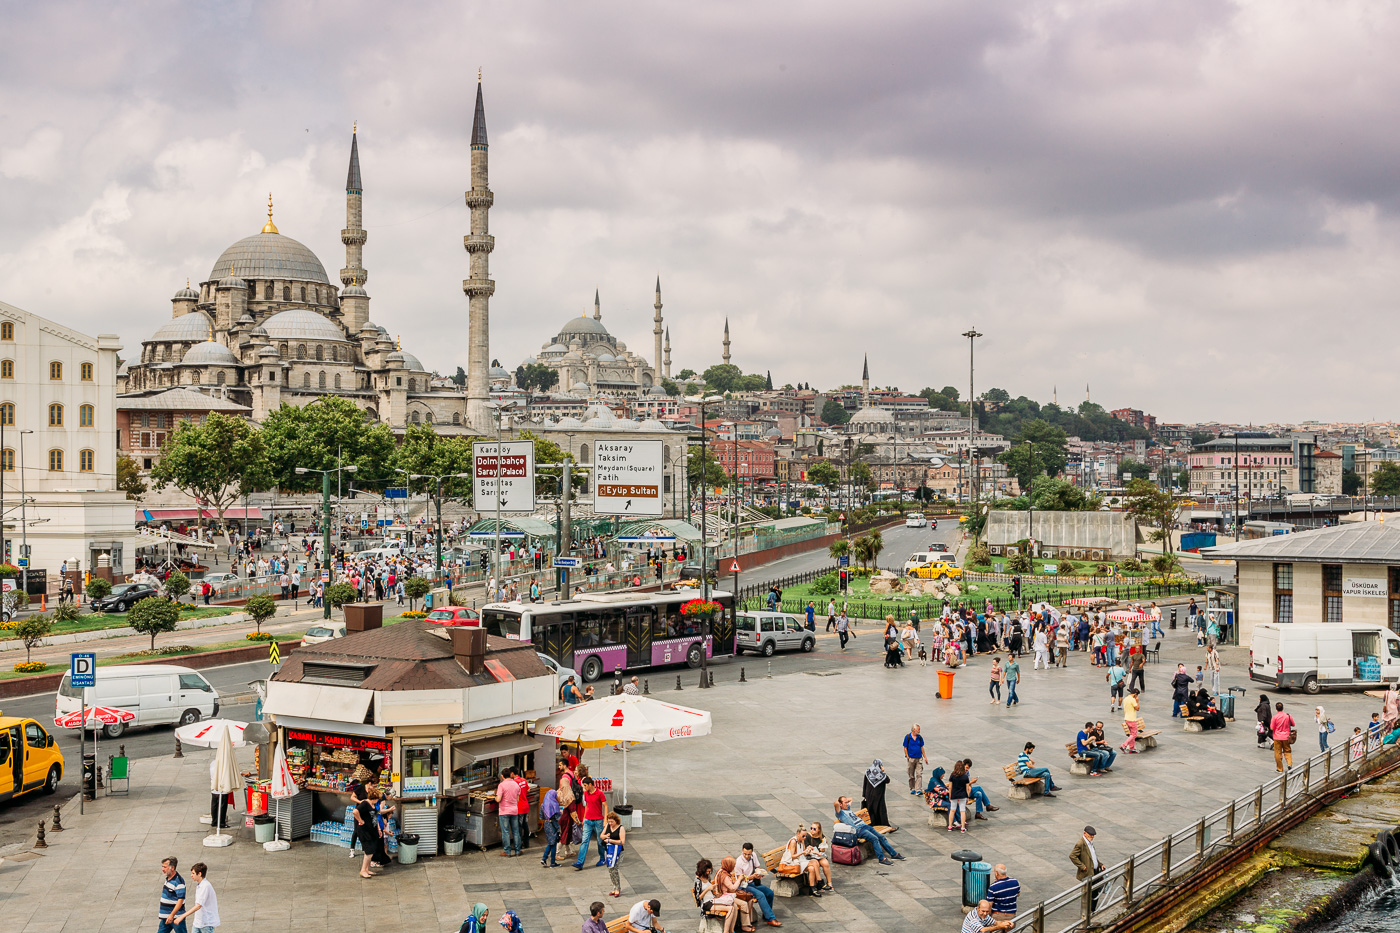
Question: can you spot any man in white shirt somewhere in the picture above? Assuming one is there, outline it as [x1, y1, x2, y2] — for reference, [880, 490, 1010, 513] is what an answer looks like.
[177, 862, 219, 933]
[627, 898, 664, 933]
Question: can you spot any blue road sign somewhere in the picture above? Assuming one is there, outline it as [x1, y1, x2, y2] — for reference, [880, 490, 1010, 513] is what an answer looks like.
[385, 488, 409, 499]
[17, 558, 27, 567]
[838, 555, 850, 567]
[70, 652, 97, 688]
[553, 557, 582, 568]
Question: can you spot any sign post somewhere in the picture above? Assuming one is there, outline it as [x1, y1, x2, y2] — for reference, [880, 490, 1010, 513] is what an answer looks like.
[592, 440, 664, 516]
[70, 653, 96, 813]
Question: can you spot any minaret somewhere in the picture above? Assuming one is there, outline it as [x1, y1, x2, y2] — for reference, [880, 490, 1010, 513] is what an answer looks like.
[653, 276, 663, 376]
[594, 289, 602, 321]
[464, 73, 496, 433]
[722, 317, 731, 366]
[340, 124, 370, 333]
[663, 327, 671, 379]
[862, 354, 870, 408]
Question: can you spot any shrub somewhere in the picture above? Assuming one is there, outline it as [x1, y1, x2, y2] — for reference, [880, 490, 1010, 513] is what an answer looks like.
[52, 602, 82, 625]
[245, 594, 277, 636]
[1118, 557, 1143, 574]
[400, 610, 428, 619]
[127, 596, 180, 651]
[1057, 561, 1078, 576]
[164, 571, 191, 602]
[325, 583, 357, 612]
[12, 661, 46, 673]
[1006, 552, 1032, 574]
[86, 578, 112, 601]
[245, 632, 275, 641]
[14, 613, 53, 663]
[967, 545, 992, 567]
[1095, 563, 1111, 575]
[404, 576, 432, 610]
[811, 572, 839, 596]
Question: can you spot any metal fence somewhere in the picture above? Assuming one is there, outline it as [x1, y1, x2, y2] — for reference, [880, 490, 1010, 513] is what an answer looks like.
[963, 570, 1220, 589]
[1012, 735, 1399, 933]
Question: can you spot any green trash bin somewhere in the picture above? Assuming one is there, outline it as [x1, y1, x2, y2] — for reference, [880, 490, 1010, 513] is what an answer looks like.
[398, 833, 419, 864]
[254, 814, 276, 843]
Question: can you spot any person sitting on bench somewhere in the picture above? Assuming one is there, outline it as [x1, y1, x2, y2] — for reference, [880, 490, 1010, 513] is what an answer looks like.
[1188, 689, 1227, 730]
[927, 761, 999, 819]
[1076, 723, 1115, 774]
[802, 823, 835, 892]
[1015, 743, 1060, 796]
[834, 797, 904, 865]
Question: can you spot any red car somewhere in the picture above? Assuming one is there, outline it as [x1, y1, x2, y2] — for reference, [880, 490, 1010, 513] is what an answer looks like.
[425, 607, 480, 627]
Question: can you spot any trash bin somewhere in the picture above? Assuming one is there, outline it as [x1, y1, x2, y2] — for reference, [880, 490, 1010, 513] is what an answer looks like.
[253, 813, 276, 843]
[1215, 693, 1236, 720]
[398, 832, 420, 864]
[937, 669, 955, 699]
[614, 804, 638, 829]
[950, 849, 985, 907]
[442, 826, 465, 857]
[1170, 607, 1178, 630]
[82, 753, 96, 801]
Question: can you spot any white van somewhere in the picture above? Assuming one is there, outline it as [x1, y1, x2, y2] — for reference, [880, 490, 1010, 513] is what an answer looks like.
[55, 664, 221, 737]
[355, 547, 402, 563]
[1250, 623, 1400, 694]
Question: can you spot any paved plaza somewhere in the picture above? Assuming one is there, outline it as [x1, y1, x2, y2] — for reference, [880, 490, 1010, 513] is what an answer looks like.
[0, 620, 1385, 933]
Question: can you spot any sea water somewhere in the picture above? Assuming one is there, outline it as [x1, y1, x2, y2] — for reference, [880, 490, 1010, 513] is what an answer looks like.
[1307, 875, 1400, 932]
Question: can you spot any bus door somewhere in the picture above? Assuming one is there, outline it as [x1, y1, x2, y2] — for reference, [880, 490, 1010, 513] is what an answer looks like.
[535, 613, 575, 668]
[626, 605, 656, 669]
[711, 595, 736, 655]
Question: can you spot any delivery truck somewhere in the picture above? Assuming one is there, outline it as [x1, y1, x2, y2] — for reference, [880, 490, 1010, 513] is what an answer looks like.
[1250, 622, 1400, 694]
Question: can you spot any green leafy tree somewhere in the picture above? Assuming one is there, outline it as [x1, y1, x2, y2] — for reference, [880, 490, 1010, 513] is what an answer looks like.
[518, 430, 565, 496]
[85, 578, 112, 601]
[452, 366, 467, 387]
[687, 445, 728, 491]
[807, 460, 840, 491]
[677, 368, 696, 380]
[128, 596, 180, 651]
[661, 378, 680, 397]
[261, 397, 398, 493]
[404, 576, 432, 610]
[117, 455, 148, 501]
[164, 571, 191, 603]
[981, 387, 1011, 404]
[820, 399, 851, 426]
[1123, 478, 1185, 555]
[1371, 462, 1400, 497]
[1116, 458, 1151, 482]
[998, 444, 1048, 492]
[765, 371, 773, 390]
[1190, 431, 1216, 446]
[394, 423, 475, 500]
[828, 538, 850, 562]
[325, 583, 358, 614]
[150, 413, 272, 527]
[919, 386, 963, 413]
[1343, 470, 1361, 496]
[1028, 476, 1101, 511]
[701, 364, 744, 393]
[14, 613, 53, 664]
[517, 362, 560, 392]
[244, 594, 277, 636]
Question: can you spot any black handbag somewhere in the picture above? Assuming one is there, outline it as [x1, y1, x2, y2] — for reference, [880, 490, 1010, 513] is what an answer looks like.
[832, 831, 859, 848]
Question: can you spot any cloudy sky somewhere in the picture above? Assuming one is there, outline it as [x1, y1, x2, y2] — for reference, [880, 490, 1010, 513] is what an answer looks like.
[2, 0, 1399, 423]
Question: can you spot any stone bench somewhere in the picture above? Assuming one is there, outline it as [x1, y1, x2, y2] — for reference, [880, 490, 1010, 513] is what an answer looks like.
[1001, 763, 1045, 799]
[1183, 715, 1205, 733]
[1121, 720, 1161, 749]
[1064, 743, 1099, 776]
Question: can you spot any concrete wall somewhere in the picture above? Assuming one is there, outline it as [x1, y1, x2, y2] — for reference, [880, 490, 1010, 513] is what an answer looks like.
[985, 510, 1138, 560]
[1237, 559, 1394, 645]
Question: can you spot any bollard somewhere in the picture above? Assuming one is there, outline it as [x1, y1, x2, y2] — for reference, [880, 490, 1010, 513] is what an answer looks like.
[34, 819, 47, 849]
[767, 661, 773, 679]
[1170, 607, 1178, 630]
[699, 672, 707, 689]
[174, 736, 184, 759]
[612, 671, 622, 696]
[96, 765, 103, 789]
[708, 671, 715, 688]
[676, 675, 683, 691]
[642, 679, 649, 695]
[119, 744, 126, 758]
[739, 667, 746, 683]
[51, 805, 63, 832]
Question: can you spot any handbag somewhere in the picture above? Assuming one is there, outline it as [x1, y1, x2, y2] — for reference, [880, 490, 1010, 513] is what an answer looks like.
[605, 843, 623, 868]
[736, 891, 756, 903]
[556, 778, 575, 809]
[570, 821, 583, 845]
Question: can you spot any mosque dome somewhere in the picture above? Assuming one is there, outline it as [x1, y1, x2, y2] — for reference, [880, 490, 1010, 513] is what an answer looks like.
[341, 283, 368, 298]
[614, 419, 641, 432]
[173, 284, 199, 301]
[639, 419, 668, 431]
[208, 232, 331, 285]
[556, 416, 585, 429]
[570, 382, 591, 397]
[401, 352, 425, 371]
[182, 341, 240, 366]
[250, 324, 269, 337]
[217, 275, 248, 290]
[849, 406, 896, 426]
[645, 385, 668, 397]
[489, 364, 510, 378]
[258, 346, 279, 359]
[151, 311, 215, 343]
[542, 343, 568, 355]
[260, 308, 347, 342]
[558, 316, 610, 338]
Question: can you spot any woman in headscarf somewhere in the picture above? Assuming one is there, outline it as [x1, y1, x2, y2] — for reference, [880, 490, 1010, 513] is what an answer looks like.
[459, 904, 489, 933]
[1254, 693, 1273, 748]
[712, 857, 757, 933]
[1384, 684, 1400, 734]
[1192, 689, 1226, 730]
[861, 760, 891, 829]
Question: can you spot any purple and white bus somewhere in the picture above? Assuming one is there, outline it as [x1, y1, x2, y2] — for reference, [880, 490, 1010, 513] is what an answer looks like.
[480, 589, 736, 684]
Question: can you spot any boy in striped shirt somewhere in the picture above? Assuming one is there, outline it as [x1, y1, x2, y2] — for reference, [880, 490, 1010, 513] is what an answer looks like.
[1014, 743, 1059, 796]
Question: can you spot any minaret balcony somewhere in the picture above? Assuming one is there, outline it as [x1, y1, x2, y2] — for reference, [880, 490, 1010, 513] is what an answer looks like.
[462, 278, 496, 298]
[340, 268, 370, 287]
[463, 234, 496, 253]
[465, 190, 494, 208]
[341, 228, 367, 245]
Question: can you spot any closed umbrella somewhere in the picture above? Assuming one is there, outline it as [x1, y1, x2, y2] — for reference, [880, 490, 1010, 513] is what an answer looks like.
[203, 724, 240, 847]
[263, 740, 299, 852]
[176, 718, 250, 748]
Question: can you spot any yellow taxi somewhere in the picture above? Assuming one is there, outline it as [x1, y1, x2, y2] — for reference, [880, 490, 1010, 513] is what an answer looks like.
[0, 715, 64, 803]
[907, 561, 963, 581]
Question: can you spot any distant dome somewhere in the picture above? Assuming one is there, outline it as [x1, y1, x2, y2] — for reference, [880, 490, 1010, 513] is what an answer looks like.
[260, 309, 347, 342]
[542, 343, 568, 354]
[400, 352, 424, 371]
[385, 351, 407, 364]
[521, 356, 537, 365]
[217, 275, 247, 290]
[151, 312, 214, 343]
[209, 232, 330, 285]
[556, 416, 585, 428]
[341, 283, 368, 298]
[765, 426, 782, 437]
[489, 364, 509, 378]
[173, 284, 199, 300]
[849, 406, 895, 425]
[236, 313, 255, 325]
[250, 324, 268, 336]
[257, 346, 279, 358]
[590, 349, 616, 362]
[614, 420, 641, 432]
[645, 385, 668, 397]
[639, 419, 668, 431]
[182, 341, 240, 365]
[571, 383, 591, 397]
[583, 404, 615, 423]
[558, 316, 610, 337]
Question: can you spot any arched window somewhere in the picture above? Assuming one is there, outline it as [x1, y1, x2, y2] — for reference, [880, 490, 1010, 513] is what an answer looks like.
[318, 371, 326, 389]
[452, 412, 461, 425]
[300, 286, 307, 302]
[0, 361, 12, 379]
[79, 449, 94, 472]
[580, 443, 591, 463]
[191, 371, 201, 384]
[80, 362, 93, 381]
[0, 322, 11, 340]
[334, 373, 341, 389]
[0, 449, 11, 471]
[303, 372, 311, 388]
[49, 361, 62, 380]
[264, 284, 273, 300]
[282, 286, 291, 301]
[216, 371, 226, 385]
[315, 345, 323, 361]
[48, 403, 63, 426]
[80, 404, 94, 427]
[47, 449, 63, 472]
[411, 411, 420, 423]
[296, 344, 306, 360]
[424, 412, 433, 424]
[332, 346, 340, 362]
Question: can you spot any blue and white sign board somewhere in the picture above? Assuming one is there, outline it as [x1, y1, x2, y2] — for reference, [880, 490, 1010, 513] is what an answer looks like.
[469, 530, 526, 539]
[385, 487, 409, 499]
[838, 555, 850, 567]
[553, 556, 582, 568]
[617, 535, 676, 542]
[70, 652, 97, 688]
[17, 558, 27, 567]
[593, 440, 664, 516]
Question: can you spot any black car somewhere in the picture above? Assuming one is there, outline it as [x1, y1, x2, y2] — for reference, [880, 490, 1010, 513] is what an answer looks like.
[927, 543, 950, 553]
[91, 582, 161, 613]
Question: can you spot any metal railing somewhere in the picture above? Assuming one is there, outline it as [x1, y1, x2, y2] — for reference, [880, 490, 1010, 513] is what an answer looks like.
[963, 570, 1220, 589]
[1013, 735, 1399, 933]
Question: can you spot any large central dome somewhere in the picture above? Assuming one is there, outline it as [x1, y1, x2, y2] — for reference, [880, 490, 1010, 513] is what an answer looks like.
[208, 232, 331, 285]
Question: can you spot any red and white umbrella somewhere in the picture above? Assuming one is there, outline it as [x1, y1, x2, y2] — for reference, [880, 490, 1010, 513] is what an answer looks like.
[1067, 597, 1116, 607]
[264, 739, 299, 852]
[54, 706, 135, 729]
[1105, 610, 1152, 622]
[176, 718, 251, 748]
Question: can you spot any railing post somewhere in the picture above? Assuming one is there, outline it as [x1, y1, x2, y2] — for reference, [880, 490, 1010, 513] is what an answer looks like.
[1326, 745, 1334, 778]
[1253, 786, 1263, 827]
[1124, 854, 1135, 907]
[1195, 819, 1206, 862]
[1280, 770, 1288, 810]
[1030, 901, 1045, 933]
[1302, 759, 1310, 792]
[1161, 835, 1172, 879]
[1080, 878, 1094, 926]
[1226, 799, 1236, 842]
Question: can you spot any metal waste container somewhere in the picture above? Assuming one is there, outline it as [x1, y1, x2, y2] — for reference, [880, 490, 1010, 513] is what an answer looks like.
[398, 832, 420, 864]
[951, 849, 987, 907]
[1215, 693, 1236, 720]
[82, 753, 97, 801]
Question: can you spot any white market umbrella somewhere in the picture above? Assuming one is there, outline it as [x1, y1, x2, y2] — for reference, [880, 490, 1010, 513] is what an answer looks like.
[177, 718, 250, 748]
[203, 724, 240, 847]
[535, 694, 712, 804]
[264, 740, 299, 852]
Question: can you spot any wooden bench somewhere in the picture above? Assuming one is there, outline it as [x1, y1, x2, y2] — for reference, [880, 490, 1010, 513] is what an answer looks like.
[1121, 720, 1161, 749]
[1064, 742, 1098, 776]
[855, 807, 894, 836]
[1182, 715, 1205, 733]
[765, 845, 808, 898]
[1001, 763, 1044, 799]
[606, 917, 631, 933]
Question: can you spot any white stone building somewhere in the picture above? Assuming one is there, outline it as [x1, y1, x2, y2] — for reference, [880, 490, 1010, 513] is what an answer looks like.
[0, 299, 136, 577]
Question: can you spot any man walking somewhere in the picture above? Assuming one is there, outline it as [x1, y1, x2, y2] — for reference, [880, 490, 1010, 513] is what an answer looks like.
[176, 862, 219, 933]
[1070, 826, 1106, 910]
[1055, 623, 1069, 668]
[1004, 655, 1021, 707]
[158, 856, 188, 933]
[1205, 644, 1221, 695]
[1128, 648, 1146, 695]
[573, 776, 609, 869]
[986, 864, 1020, 921]
[836, 611, 850, 650]
[902, 724, 927, 795]
[1107, 659, 1127, 713]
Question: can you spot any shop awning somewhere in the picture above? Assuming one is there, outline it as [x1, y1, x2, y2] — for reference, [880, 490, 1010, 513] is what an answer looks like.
[274, 714, 386, 738]
[137, 507, 265, 522]
[453, 733, 542, 767]
[264, 681, 374, 723]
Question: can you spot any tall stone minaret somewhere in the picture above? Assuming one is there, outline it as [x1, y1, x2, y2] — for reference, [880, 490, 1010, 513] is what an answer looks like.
[464, 74, 496, 433]
[339, 124, 370, 333]
[862, 353, 870, 407]
[594, 289, 602, 321]
[653, 276, 663, 375]
[722, 317, 731, 366]
[663, 327, 671, 379]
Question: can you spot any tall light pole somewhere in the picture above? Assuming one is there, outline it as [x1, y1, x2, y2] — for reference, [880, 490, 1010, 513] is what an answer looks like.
[962, 328, 982, 533]
[18, 429, 31, 594]
[400, 468, 471, 583]
[485, 400, 517, 598]
[294, 460, 358, 618]
[685, 395, 722, 689]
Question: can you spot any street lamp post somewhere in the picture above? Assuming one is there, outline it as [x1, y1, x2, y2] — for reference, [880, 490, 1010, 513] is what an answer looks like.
[962, 327, 982, 534]
[400, 468, 471, 584]
[294, 460, 358, 619]
[485, 401, 517, 599]
[18, 429, 31, 594]
[685, 395, 722, 689]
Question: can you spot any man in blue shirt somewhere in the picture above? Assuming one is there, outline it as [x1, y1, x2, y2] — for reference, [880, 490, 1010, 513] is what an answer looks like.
[987, 864, 1020, 920]
[159, 856, 188, 933]
[902, 724, 926, 795]
[835, 796, 903, 865]
[1015, 742, 1059, 796]
[805, 602, 816, 632]
[1075, 723, 1114, 774]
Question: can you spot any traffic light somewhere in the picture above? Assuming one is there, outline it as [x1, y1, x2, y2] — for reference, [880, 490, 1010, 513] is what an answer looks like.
[839, 569, 849, 592]
[1011, 576, 1022, 599]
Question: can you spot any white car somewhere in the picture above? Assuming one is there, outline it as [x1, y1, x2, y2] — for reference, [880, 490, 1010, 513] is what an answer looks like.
[537, 653, 581, 696]
[301, 622, 347, 645]
[200, 573, 242, 590]
[905, 512, 927, 528]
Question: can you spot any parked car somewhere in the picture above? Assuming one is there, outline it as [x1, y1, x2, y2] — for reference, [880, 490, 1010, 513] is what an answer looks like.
[0, 715, 64, 801]
[91, 582, 161, 613]
[425, 607, 480, 627]
[675, 564, 716, 589]
[734, 611, 815, 657]
[56, 664, 220, 737]
[906, 560, 962, 580]
[199, 573, 242, 591]
[536, 653, 581, 697]
[301, 622, 347, 645]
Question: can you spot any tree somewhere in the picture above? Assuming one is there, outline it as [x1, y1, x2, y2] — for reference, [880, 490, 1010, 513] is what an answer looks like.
[701, 364, 744, 393]
[244, 594, 277, 636]
[517, 362, 559, 393]
[827, 538, 850, 562]
[86, 577, 111, 601]
[1190, 431, 1216, 446]
[850, 461, 874, 492]
[998, 444, 1048, 492]
[981, 387, 1011, 404]
[677, 369, 696, 380]
[150, 413, 272, 528]
[852, 534, 875, 571]
[164, 571, 191, 603]
[1343, 470, 1361, 496]
[394, 423, 474, 500]
[452, 366, 467, 387]
[404, 576, 432, 610]
[1116, 458, 1151, 482]
[1028, 476, 1100, 511]
[687, 445, 728, 491]
[1018, 420, 1069, 476]
[128, 596, 180, 651]
[765, 371, 773, 390]
[14, 613, 53, 664]
[325, 582, 358, 614]
[1371, 463, 1400, 497]
[261, 397, 398, 492]
[1123, 478, 1185, 555]
[661, 378, 680, 397]
[518, 430, 565, 496]
[820, 399, 851, 426]
[117, 455, 147, 501]
[807, 460, 840, 491]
